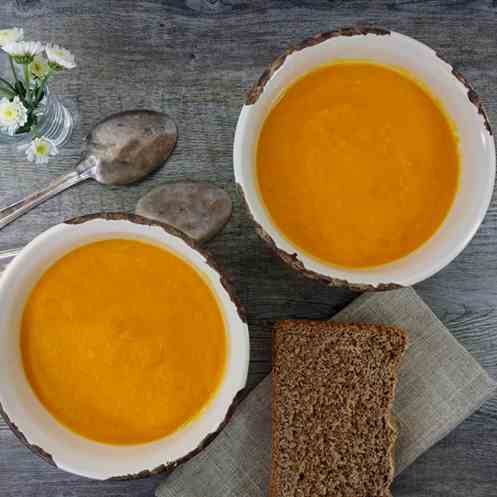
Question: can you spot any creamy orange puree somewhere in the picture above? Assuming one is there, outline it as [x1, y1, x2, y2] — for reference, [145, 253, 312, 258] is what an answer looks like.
[21, 239, 227, 445]
[257, 62, 460, 267]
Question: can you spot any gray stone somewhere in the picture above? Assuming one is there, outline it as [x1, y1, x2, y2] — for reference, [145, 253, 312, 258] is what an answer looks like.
[136, 181, 232, 243]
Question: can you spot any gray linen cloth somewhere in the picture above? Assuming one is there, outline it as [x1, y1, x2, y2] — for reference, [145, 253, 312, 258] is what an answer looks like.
[156, 287, 496, 497]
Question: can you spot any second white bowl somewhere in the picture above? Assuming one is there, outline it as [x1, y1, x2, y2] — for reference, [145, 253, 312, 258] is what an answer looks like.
[234, 27, 495, 289]
[0, 213, 249, 479]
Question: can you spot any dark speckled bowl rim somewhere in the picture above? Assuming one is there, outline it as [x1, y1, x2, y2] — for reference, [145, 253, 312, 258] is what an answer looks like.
[238, 25, 494, 291]
[0, 212, 247, 480]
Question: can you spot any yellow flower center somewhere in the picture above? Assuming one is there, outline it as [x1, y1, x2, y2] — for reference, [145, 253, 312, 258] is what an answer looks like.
[1, 107, 16, 121]
[35, 143, 49, 156]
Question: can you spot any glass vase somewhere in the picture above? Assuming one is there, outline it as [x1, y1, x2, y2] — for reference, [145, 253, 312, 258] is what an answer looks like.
[0, 89, 74, 148]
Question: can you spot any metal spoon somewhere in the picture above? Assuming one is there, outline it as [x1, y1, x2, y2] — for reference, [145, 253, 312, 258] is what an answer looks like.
[0, 110, 177, 231]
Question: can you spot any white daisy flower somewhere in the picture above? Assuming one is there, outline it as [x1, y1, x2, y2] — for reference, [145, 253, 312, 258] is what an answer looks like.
[0, 96, 28, 135]
[20, 136, 58, 164]
[45, 44, 76, 70]
[3, 40, 43, 63]
[31, 55, 49, 78]
[0, 27, 23, 47]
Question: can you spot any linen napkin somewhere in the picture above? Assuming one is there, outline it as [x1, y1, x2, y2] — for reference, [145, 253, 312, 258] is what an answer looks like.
[156, 287, 497, 497]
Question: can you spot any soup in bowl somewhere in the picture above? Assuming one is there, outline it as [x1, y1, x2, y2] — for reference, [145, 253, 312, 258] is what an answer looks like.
[0, 213, 249, 479]
[234, 27, 495, 288]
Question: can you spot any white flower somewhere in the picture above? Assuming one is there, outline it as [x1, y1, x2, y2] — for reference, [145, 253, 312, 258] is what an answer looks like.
[31, 55, 49, 78]
[0, 27, 23, 47]
[45, 44, 76, 69]
[3, 40, 43, 63]
[20, 137, 58, 164]
[0, 96, 28, 135]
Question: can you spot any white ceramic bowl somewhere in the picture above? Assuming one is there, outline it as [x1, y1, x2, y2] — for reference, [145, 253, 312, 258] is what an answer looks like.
[234, 27, 495, 289]
[0, 213, 249, 480]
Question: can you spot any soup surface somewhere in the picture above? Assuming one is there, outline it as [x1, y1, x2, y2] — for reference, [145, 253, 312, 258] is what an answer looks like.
[21, 239, 227, 445]
[257, 62, 460, 267]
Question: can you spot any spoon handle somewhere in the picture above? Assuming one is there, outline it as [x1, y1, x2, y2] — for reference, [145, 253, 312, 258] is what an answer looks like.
[0, 167, 93, 230]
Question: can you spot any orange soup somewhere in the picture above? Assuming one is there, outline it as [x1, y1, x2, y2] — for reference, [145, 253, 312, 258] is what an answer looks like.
[21, 239, 227, 445]
[257, 62, 460, 267]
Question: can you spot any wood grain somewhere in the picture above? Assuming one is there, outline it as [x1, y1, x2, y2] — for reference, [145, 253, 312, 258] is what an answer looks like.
[0, 1, 496, 496]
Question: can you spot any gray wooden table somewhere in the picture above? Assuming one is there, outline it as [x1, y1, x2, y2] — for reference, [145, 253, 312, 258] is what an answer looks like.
[0, 1, 496, 496]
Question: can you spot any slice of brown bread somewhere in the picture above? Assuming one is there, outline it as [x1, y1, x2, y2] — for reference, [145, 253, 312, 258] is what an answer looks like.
[272, 320, 407, 497]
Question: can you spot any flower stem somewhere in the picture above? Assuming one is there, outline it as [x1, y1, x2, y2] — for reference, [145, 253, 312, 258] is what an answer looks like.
[0, 76, 16, 92]
[0, 82, 15, 98]
[36, 76, 47, 103]
[34, 73, 51, 105]
[8, 56, 19, 84]
[23, 63, 31, 105]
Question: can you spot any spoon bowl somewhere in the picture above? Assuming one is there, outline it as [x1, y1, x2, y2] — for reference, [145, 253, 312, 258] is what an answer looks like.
[83, 110, 177, 185]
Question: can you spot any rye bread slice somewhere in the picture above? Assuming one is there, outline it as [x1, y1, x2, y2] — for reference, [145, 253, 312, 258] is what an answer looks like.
[272, 321, 407, 497]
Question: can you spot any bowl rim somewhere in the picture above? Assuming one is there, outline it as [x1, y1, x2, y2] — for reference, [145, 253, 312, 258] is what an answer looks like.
[0, 212, 249, 480]
[234, 25, 496, 290]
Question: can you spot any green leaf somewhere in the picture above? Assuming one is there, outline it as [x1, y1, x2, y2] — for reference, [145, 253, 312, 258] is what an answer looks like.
[14, 80, 26, 98]
[15, 123, 31, 134]
[34, 86, 46, 106]
[48, 60, 63, 71]
[0, 88, 13, 98]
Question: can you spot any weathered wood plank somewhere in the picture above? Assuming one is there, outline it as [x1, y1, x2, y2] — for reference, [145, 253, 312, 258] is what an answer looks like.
[0, 1, 496, 496]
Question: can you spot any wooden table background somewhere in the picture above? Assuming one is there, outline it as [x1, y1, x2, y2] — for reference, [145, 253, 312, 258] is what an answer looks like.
[1, 1, 496, 496]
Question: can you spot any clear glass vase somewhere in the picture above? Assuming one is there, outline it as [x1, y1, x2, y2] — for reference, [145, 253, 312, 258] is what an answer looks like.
[0, 89, 74, 147]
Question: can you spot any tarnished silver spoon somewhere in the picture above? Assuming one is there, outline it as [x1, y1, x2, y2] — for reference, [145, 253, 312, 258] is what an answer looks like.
[0, 109, 177, 230]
